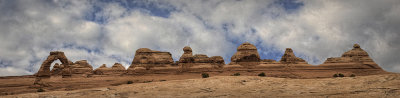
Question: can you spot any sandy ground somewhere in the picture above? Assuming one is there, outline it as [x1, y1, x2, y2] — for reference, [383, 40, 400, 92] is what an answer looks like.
[4, 73, 400, 98]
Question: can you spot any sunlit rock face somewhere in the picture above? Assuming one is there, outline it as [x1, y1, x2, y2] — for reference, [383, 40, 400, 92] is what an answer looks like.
[209, 56, 225, 69]
[193, 54, 210, 63]
[93, 64, 111, 75]
[323, 44, 382, 69]
[70, 60, 93, 74]
[230, 42, 261, 66]
[324, 44, 374, 63]
[279, 48, 308, 64]
[36, 51, 71, 78]
[128, 48, 174, 70]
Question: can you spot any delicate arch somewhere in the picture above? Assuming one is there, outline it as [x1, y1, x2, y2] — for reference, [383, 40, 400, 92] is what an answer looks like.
[36, 51, 70, 77]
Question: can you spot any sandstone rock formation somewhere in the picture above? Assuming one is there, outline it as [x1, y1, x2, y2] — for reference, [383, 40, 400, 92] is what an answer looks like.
[93, 64, 111, 75]
[70, 60, 93, 74]
[179, 46, 194, 63]
[279, 48, 307, 64]
[193, 54, 210, 63]
[179, 46, 195, 71]
[230, 42, 261, 66]
[261, 59, 279, 64]
[210, 56, 225, 68]
[37, 51, 71, 77]
[323, 44, 381, 69]
[50, 63, 63, 75]
[111, 63, 126, 74]
[129, 48, 174, 70]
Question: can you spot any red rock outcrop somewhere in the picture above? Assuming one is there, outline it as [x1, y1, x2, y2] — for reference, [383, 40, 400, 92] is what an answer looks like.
[230, 42, 261, 66]
[37, 51, 71, 78]
[111, 63, 126, 74]
[279, 48, 307, 64]
[322, 44, 381, 69]
[179, 46, 195, 71]
[50, 63, 63, 75]
[93, 64, 111, 75]
[129, 48, 174, 70]
[193, 54, 210, 63]
[70, 60, 93, 74]
[210, 56, 225, 68]
[261, 59, 279, 64]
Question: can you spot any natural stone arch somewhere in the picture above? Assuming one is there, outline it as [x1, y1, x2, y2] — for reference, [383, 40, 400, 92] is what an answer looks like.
[36, 51, 70, 77]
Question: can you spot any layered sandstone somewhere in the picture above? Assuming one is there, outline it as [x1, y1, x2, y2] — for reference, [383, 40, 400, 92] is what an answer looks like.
[261, 59, 279, 64]
[50, 63, 64, 75]
[322, 44, 381, 69]
[279, 48, 307, 64]
[129, 48, 174, 70]
[70, 60, 93, 74]
[37, 51, 71, 77]
[230, 42, 261, 66]
[209, 56, 225, 68]
[93, 64, 111, 75]
[178, 46, 195, 71]
[193, 54, 210, 63]
[111, 63, 126, 74]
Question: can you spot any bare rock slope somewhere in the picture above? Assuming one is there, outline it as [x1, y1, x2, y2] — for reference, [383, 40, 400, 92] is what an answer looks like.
[7, 74, 400, 98]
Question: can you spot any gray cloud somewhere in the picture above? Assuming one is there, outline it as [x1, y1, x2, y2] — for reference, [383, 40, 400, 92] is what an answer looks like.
[0, 0, 399, 76]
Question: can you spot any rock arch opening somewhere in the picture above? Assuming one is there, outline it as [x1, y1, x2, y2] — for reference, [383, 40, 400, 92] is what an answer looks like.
[36, 51, 70, 78]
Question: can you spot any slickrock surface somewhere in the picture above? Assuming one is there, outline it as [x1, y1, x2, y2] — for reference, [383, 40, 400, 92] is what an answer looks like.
[5, 74, 400, 98]
[279, 48, 308, 64]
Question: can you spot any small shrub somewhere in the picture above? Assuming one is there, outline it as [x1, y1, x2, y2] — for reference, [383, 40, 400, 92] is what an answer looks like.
[258, 72, 266, 77]
[201, 73, 209, 78]
[338, 73, 345, 77]
[333, 74, 338, 77]
[333, 73, 345, 78]
[233, 73, 241, 76]
[350, 74, 356, 77]
[127, 81, 133, 84]
[159, 80, 167, 82]
[37, 88, 45, 92]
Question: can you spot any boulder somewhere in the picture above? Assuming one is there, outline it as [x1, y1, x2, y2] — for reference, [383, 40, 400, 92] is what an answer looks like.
[129, 48, 174, 70]
[279, 48, 307, 64]
[230, 42, 261, 66]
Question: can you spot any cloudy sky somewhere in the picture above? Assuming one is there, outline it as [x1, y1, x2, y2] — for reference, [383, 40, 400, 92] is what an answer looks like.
[0, 0, 399, 76]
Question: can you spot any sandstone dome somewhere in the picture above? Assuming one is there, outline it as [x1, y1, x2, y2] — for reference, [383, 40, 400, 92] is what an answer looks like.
[237, 42, 257, 50]
[111, 63, 126, 70]
[136, 48, 153, 53]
